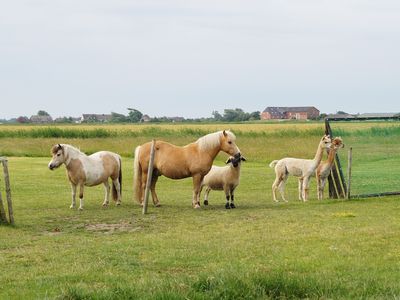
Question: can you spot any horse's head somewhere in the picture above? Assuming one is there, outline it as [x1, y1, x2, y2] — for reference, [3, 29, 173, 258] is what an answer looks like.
[319, 134, 332, 150]
[331, 137, 344, 150]
[220, 130, 241, 156]
[48, 144, 66, 170]
[225, 153, 246, 167]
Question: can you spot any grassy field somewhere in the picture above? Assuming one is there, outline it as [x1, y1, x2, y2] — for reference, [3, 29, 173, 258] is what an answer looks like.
[1, 122, 400, 299]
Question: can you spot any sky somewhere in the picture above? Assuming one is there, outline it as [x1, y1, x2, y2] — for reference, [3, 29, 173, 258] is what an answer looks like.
[1, 0, 400, 119]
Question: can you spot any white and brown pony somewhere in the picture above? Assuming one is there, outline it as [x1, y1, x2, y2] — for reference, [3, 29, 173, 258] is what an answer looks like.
[133, 130, 241, 208]
[48, 144, 122, 210]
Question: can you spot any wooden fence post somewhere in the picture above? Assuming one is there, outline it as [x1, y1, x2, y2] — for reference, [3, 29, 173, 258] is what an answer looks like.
[0, 157, 14, 225]
[347, 147, 353, 200]
[0, 188, 7, 224]
[142, 140, 156, 215]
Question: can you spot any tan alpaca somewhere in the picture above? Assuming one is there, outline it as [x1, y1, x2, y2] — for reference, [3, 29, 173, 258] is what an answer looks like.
[316, 137, 344, 200]
[269, 135, 332, 202]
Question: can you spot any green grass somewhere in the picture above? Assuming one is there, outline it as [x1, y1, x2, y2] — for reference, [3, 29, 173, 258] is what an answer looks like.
[1, 122, 400, 299]
[1, 157, 400, 299]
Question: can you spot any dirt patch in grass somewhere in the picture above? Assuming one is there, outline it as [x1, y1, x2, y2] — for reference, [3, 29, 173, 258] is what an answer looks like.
[84, 222, 142, 234]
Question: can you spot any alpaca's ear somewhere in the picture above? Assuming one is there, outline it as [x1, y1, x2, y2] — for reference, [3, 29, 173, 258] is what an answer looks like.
[225, 157, 232, 164]
[241, 156, 247, 162]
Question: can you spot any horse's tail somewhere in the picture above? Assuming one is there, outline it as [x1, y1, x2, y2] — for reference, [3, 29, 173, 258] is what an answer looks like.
[133, 146, 142, 203]
[112, 157, 122, 202]
[269, 160, 279, 168]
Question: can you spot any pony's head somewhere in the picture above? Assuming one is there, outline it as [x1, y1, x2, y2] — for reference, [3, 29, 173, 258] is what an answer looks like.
[219, 130, 241, 156]
[48, 144, 66, 170]
[225, 153, 246, 167]
[331, 137, 344, 150]
[319, 134, 332, 150]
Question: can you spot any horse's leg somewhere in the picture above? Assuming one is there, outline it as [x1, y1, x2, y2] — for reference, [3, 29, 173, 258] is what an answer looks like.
[78, 184, 85, 210]
[192, 174, 203, 208]
[70, 183, 77, 209]
[112, 178, 122, 205]
[139, 171, 148, 206]
[298, 178, 304, 201]
[102, 181, 110, 207]
[203, 187, 211, 206]
[150, 173, 161, 207]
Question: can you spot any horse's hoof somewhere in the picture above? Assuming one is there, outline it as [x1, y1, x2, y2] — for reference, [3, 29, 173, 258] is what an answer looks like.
[225, 203, 231, 209]
[155, 203, 161, 207]
[69, 205, 75, 209]
[204, 200, 209, 206]
[116, 201, 121, 206]
[102, 203, 109, 207]
[230, 203, 236, 209]
[194, 204, 201, 209]
[78, 207, 84, 211]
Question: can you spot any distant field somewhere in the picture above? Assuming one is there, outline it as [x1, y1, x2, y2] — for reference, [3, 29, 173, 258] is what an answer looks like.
[1, 121, 400, 299]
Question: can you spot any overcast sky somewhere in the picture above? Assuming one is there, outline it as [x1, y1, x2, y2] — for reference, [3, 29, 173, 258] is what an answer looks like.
[1, 0, 399, 119]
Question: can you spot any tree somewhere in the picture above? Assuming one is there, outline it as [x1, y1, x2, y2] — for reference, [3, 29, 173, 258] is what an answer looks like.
[212, 110, 223, 121]
[16, 116, 30, 123]
[249, 111, 261, 120]
[110, 112, 128, 123]
[37, 110, 50, 116]
[127, 109, 143, 123]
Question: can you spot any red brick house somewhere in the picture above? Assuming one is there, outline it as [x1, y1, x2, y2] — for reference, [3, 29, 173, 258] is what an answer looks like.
[261, 107, 320, 120]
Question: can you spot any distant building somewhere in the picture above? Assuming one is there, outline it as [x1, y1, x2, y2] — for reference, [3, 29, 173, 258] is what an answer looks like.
[261, 107, 320, 120]
[140, 114, 151, 122]
[326, 113, 356, 120]
[81, 114, 112, 123]
[30, 115, 53, 123]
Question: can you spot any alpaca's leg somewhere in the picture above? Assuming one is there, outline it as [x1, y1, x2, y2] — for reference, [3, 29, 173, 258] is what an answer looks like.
[272, 176, 281, 202]
[203, 187, 211, 205]
[192, 175, 203, 208]
[320, 178, 327, 200]
[70, 183, 77, 209]
[298, 178, 304, 201]
[78, 184, 85, 210]
[302, 177, 310, 201]
[102, 181, 110, 207]
[278, 177, 288, 202]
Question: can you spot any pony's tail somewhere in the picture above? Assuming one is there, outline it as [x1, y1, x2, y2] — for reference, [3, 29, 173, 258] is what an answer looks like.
[269, 160, 279, 168]
[112, 157, 122, 202]
[133, 146, 142, 203]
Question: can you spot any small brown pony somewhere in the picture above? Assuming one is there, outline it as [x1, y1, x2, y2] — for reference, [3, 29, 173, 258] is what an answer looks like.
[133, 130, 241, 208]
[48, 144, 122, 210]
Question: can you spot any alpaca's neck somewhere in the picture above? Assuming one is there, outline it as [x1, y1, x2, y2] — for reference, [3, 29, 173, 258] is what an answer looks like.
[312, 144, 324, 166]
[326, 148, 337, 166]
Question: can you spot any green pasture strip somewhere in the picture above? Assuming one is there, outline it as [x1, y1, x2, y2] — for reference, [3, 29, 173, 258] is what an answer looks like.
[1, 157, 400, 299]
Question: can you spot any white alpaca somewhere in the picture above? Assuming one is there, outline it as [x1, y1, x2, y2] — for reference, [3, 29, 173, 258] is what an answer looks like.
[200, 154, 246, 209]
[269, 135, 332, 202]
[316, 137, 344, 200]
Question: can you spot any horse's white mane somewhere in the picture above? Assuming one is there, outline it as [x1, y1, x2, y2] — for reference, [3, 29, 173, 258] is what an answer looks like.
[62, 144, 85, 156]
[197, 130, 235, 151]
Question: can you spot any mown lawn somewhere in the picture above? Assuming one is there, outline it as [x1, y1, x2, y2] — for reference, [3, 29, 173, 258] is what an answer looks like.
[1, 156, 400, 299]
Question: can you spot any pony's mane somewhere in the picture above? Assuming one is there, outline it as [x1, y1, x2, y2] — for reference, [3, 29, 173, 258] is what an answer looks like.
[196, 130, 235, 151]
[59, 144, 85, 155]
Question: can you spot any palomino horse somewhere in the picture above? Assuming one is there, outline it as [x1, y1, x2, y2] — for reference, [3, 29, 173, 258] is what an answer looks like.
[48, 144, 122, 210]
[133, 130, 241, 208]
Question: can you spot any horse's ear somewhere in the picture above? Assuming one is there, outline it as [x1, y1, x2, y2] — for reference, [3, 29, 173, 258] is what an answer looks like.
[223, 130, 227, 137]
[225, 157, 232, 164]
[57, 144, 62, 149]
